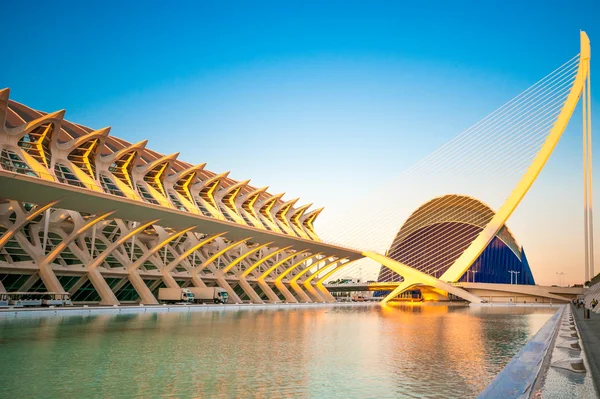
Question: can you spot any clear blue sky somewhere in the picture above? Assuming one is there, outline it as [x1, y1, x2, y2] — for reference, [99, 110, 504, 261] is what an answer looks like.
[2, 1, 599, 284]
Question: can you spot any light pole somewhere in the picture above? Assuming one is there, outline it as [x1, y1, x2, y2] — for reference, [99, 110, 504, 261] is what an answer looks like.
[514, 271, 520, 285]
[509, 270, 515, 284]
[472, 270, 478, 283]
[556, 272, 565, 286]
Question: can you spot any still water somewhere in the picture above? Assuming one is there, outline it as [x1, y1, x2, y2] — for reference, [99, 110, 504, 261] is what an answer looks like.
[0, 305, 556, 398]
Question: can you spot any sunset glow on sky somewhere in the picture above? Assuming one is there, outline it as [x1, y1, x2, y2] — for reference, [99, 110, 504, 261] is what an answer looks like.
[3, 1, 599, 285]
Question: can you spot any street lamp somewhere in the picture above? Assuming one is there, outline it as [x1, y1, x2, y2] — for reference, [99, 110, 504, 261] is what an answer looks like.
[556, 272, 565, 287]
[472, 270, 478, 283]
[509, 270, 515, 284]
[508, 270, 520, 284]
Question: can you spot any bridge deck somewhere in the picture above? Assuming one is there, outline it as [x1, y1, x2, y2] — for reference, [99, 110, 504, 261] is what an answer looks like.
[324, 282, 401, 292]
[324, 282, 584, 298]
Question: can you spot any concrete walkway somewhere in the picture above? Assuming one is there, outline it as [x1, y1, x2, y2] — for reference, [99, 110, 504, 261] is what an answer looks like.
[478, 307, 563, 399]
[572, 303, 600, 392]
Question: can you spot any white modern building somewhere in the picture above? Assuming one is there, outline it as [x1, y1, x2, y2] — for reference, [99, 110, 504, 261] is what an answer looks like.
[0, 88, 362, 305]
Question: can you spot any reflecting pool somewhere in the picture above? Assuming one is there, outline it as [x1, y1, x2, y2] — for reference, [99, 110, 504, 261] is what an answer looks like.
[0, 305, 556, 398]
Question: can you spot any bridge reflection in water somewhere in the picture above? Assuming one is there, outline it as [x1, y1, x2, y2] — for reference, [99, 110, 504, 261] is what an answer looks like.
[325, 282, 583, 303]
[0, 305, 556, 398]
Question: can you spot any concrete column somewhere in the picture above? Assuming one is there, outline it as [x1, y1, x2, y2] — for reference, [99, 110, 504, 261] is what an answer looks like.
[88, 268, 119, 305]
[162, 273, 181, 288]
[38, 264, 65, 293]
[128, 270, 158, 305]
[316, 282, 336, 303]
[256, 280, 281, 303]
[214, 272, 243, 304]
[236, 277, 264, 304]
[37, 211, 114, 296]
[42, 209, 50, 254]
[274, 280, 299, 303]
[289, 280, 313, 303]
[303, 281, 326, 302]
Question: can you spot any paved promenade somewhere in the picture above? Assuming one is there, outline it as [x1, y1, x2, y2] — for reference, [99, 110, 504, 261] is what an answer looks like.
[572, 303, 600, 392]
[478, 306, 563, 398]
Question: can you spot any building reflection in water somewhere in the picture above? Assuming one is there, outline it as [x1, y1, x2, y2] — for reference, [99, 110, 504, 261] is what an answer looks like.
[0, 305, 556, 399]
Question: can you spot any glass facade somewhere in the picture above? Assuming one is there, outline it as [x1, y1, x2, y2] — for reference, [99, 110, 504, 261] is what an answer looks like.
[459, 236, 535, 285]
[54, 163, 85, 187]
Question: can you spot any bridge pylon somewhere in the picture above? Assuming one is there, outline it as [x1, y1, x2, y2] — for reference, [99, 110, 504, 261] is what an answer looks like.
[368, 32, 593, 303]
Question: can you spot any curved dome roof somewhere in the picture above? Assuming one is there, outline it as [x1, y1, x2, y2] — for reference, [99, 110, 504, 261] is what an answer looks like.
[391, 194, 520, 257]
[381, 195, 522, 280]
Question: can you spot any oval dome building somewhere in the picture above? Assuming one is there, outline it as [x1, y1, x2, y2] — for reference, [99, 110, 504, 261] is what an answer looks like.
[378, 195, 535, 285]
